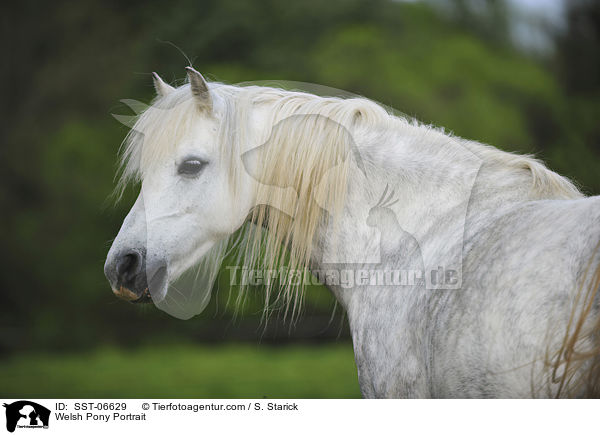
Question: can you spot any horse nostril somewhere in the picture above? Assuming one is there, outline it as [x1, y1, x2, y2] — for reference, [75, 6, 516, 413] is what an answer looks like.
[116, 251, 142, 284]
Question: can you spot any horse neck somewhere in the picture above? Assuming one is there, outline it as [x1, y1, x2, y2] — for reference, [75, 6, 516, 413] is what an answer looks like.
[245, 96, 566, 313]
[308, 123, 492, 312]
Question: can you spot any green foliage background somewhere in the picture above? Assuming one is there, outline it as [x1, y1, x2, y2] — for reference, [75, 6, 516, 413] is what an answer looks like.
[1, 0, 598, 397]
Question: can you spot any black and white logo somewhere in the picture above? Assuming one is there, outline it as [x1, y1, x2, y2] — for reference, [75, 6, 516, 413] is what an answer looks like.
[3, 401, 50, 433]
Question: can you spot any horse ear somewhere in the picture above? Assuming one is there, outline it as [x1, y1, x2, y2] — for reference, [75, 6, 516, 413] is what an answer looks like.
[185, 66, 212, 112]
[152, 72, 174, 97]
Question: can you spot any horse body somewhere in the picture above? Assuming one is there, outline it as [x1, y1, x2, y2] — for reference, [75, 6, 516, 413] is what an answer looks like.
[105, 69, 600, 397]
[302, 117, 599, 397]
[329, 196, 600, 397]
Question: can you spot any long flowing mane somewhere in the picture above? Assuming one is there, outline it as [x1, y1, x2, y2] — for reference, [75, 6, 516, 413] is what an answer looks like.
[117, 80, 582, 321]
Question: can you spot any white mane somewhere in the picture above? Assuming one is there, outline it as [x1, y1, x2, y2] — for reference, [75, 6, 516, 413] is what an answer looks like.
[120, 81, 580, 198]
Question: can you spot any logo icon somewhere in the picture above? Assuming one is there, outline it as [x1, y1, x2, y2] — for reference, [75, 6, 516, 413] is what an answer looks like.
[3, 401, 50, 433]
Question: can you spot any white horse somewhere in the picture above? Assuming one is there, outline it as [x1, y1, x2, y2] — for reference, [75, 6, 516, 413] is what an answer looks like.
[105, 67, 600, 398]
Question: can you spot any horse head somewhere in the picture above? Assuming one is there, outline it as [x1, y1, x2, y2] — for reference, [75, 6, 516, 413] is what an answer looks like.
[104, 68, 257, 318]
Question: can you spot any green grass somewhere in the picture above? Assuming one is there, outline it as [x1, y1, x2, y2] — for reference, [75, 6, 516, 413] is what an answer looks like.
[0, 343, 361, 398]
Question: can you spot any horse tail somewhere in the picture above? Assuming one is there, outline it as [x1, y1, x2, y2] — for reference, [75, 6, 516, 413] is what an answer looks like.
[548, 239, 600, 398]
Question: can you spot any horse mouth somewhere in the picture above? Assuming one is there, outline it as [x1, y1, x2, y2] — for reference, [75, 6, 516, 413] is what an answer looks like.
[131, 287, 152, 304]
[112, 286, 152, 304]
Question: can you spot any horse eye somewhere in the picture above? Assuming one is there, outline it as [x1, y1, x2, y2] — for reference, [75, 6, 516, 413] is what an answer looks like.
[177, 159, 206, 177]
